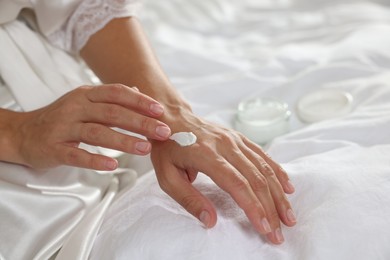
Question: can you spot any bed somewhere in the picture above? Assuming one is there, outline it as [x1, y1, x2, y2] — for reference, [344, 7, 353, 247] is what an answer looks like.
[89, 0, 390, 259]
[1, 0, 390, 259]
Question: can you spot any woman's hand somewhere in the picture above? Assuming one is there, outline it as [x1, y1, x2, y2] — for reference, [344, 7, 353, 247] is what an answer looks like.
[79, 17, 296, 244]
[7, 84, 171, 170]
[150, 108, 296, 245]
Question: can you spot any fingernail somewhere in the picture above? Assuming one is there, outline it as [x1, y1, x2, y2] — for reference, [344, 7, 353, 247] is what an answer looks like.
[200, 210, 210, 228]
[132, 86, 140, 92]
[286, 208, 297, 223]
[261, 218, 272, 233]
[150, 103, 164, 115]
[135, 142, 151, 153]
[105, 159, 118, 170]
[274, 228, 284, 243]
[286, 180, 295, 193]
[156, 125, 171, 139]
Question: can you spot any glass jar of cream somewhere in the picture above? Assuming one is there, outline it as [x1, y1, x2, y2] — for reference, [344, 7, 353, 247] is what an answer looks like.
[234, 97, 291, 144]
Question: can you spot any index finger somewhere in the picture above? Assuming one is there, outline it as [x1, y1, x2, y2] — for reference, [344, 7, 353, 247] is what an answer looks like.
[86, 84, 164, 117]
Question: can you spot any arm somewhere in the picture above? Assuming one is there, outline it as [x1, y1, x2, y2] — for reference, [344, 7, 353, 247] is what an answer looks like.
[81, 17, 296, 244]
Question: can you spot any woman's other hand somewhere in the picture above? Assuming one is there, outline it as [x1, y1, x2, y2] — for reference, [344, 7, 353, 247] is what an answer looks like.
[6, 84, 171, 170]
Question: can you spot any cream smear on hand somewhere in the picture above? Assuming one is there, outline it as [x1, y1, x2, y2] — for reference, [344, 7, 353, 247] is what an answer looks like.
[169, 132, 197, 147]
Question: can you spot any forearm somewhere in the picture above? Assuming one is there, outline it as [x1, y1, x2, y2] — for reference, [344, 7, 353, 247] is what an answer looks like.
[80, 17, 193, 130]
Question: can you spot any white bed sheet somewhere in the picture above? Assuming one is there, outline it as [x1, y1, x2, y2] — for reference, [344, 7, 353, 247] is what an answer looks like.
[90, 0, 390, 259]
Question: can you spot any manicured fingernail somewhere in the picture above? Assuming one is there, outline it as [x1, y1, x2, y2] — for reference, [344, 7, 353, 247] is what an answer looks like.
[135, 142, 151, 153]
[150, 103, 164, 115]
[286, 180, 295, 193]
[200, 210, 210, 228]
[105, 159, 118, 170]
[261, 218, 272, 233]
[275, 228, 284, 243]
[286, 208, 297, 223]
[156, 125, 171, 139]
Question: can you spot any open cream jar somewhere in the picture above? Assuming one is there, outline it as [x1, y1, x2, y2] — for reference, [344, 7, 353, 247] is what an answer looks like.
[234, 97, 291, 144]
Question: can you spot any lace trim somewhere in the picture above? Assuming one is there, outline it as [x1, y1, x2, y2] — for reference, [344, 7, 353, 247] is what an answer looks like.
[47, 0, 142, 53]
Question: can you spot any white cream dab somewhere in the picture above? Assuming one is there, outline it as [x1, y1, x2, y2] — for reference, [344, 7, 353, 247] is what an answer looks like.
[169, 132, 197, 147]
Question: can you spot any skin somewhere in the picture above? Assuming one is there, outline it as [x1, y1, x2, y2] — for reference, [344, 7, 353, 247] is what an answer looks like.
[0, 16, 297, 244]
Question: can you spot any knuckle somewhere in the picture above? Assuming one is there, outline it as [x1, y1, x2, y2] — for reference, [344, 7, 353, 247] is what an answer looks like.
[229, 174, 250, 192]
[64, 149, 79, 165]
[104, 105, 121, 121]
[237, 131, 248, 140]
[259, 161, 275, 177]
[107, 84, 126, 100]
[69, 85, 92, 100]
[251, 173, 269, 193]
[82, 124, 102, 141]
[139, 117, 152, 131]
[217, 132, 235, 145]
[231, 131, 243, 141]
[228, 148, 243, 158]
[136, 94, 146, 109]
[256, 156, 275, 177]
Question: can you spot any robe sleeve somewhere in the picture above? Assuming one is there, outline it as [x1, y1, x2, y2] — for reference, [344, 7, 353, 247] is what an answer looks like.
[0, 0, 142, 53]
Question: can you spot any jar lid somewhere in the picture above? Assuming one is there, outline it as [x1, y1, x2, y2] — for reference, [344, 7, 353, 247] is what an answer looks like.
[297, 89, 353, 123]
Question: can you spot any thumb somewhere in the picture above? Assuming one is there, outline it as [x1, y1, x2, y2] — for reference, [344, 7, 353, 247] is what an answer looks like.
[155, 162, 217, 228]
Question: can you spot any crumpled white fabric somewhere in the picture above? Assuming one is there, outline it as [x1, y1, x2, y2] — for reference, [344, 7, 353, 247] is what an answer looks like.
[90, 0, 390, 259]
[92, 144, 390, 260]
